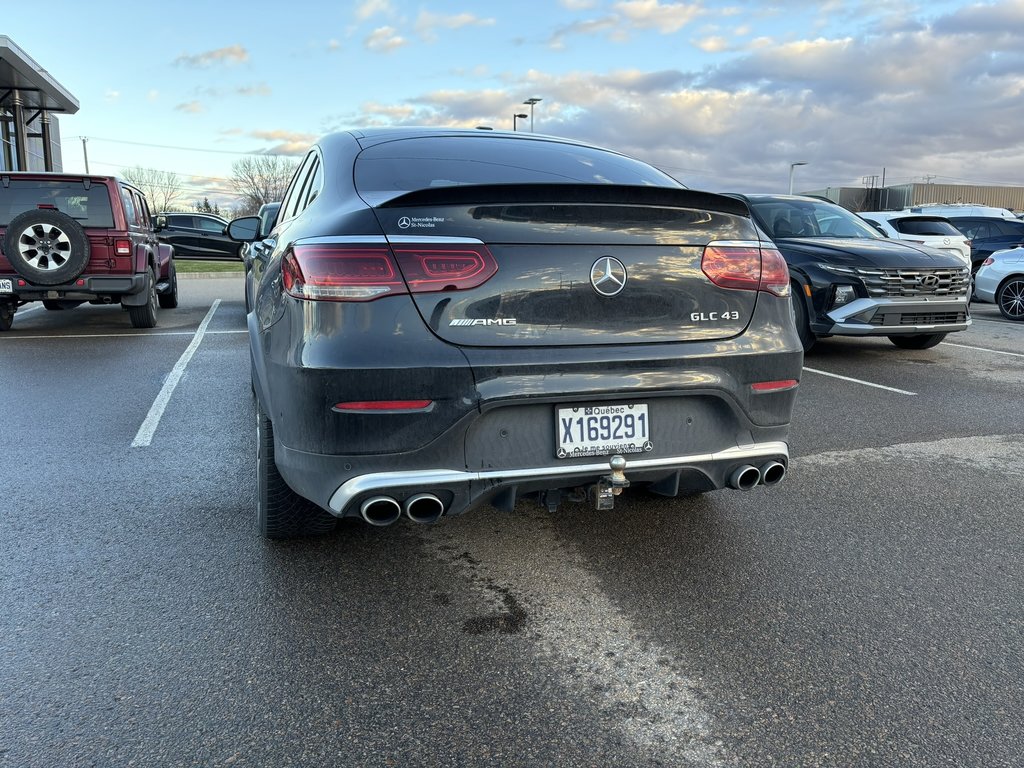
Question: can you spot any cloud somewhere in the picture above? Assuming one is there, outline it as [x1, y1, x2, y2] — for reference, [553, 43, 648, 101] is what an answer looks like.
[696, 35, 729, 52]
[174, 45, 249, 68]
[355, 0, 393, 20]
[414, 11, 496, 42]
[328, 39, 341, 51]
[243, 129, 318, 156]
[560, 0, 597, 7]
[365, 26, 407, 52]
[236, 83, 272, 97]
[548, 16, 620, 49]
[175, 101, 204, 114]
[613, 0, 704, 33]
[147, 89, 159, 102]
[104, 90, 120, 102]
[331, 2, 1024, 193]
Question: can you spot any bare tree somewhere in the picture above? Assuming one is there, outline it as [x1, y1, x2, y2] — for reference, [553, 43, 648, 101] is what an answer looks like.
[230, 155, 298, 217]
[120, 165, 186, 213]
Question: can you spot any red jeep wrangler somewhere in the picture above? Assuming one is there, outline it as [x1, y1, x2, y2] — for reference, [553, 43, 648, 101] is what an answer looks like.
[0, 173, 177, 331]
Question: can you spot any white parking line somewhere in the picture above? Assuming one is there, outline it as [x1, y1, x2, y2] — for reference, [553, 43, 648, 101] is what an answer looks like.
[419, 512, 726, 766]
[131, 301, 221, 448]
[944, 342, 1024, 359]
[803, 367, 917, 396]
[0, 329, 246, 340]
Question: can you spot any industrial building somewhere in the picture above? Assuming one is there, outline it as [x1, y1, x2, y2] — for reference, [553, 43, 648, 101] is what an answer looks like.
[806, 182, 1024, 215]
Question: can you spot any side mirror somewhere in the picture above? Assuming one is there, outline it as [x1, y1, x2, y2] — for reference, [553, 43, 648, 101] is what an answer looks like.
[154, 215, 167, 232]
[227, 216, 261, 242]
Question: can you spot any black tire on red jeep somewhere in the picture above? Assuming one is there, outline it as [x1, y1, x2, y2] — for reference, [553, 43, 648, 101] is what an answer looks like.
[2, 209, 91, 286]
[128, 267, 158, 329]
[158, 262, 179, 309]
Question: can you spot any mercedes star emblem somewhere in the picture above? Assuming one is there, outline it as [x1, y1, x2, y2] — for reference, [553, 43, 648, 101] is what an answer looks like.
[590, 256, 628, 297]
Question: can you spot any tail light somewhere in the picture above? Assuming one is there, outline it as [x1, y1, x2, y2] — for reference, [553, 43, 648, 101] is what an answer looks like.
[114, 239, 132, 256]
[283, 242, 497, 301]
[982, 257, 994, 267]
[702, 243, 790, 297]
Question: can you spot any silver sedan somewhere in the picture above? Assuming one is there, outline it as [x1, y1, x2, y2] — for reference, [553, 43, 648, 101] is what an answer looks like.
[974, 246, 1024, 320]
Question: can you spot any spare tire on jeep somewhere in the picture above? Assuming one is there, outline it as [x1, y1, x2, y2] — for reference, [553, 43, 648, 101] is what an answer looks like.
[2, 209, 91, 286]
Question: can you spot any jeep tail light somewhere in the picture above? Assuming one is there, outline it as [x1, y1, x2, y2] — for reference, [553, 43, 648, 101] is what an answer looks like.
[702, 243, 790, 297]
[283, 242, 498, 301]
[114, 239, 132, 256]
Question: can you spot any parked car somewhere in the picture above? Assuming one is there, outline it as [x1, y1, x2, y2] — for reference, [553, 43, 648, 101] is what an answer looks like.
[228, 128, 803, 538]
[727, 194, 971, 351]
[858, 211, 971, 267]
[944, 216, 1024, 270]
[973, 247, 1024, 321]
[157, 212, 240, 261]
[241, 201, 280, 313]
[0, 173, 177, 330]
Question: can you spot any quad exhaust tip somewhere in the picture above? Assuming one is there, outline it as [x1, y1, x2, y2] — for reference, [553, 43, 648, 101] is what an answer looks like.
[404, 493, 445, 524]
[759, 460, 787, 487]
[360, 496, 402, 527]
[728, 464, 762, 491]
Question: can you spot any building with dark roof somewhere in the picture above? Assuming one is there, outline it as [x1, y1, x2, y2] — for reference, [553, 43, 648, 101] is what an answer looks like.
[0, 36, 78, 172]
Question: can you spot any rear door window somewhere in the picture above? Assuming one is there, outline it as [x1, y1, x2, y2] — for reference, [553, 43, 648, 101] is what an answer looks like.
[0, 179, 115, 228]
[893, 218, 962, 236]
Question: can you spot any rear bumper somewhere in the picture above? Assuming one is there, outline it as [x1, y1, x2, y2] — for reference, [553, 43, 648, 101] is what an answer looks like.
[0, 273, 146, 302]
[818, 295, 970, 336]
[275, 436, 790, 519]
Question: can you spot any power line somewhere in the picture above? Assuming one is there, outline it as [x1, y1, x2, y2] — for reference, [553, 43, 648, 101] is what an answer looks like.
[73, 135, 289, 156]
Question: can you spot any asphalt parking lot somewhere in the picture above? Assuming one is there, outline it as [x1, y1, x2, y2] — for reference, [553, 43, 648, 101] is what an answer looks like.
[1, 275, 1021, 767]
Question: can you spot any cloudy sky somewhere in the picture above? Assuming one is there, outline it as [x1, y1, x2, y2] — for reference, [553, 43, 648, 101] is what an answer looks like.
[5, 0, 1024, 210]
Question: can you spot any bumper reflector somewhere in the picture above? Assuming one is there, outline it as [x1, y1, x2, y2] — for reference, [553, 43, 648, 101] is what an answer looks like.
[751, 380, 799, 393]
[333, 400, 434, 413]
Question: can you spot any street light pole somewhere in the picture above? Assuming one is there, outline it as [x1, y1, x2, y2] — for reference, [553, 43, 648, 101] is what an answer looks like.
[788, 161, 808, 195]
[523, 97, 542, 132]
[513, 113, 528, 131]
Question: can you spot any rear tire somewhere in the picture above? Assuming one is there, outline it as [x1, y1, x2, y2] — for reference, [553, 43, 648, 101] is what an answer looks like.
[995, 276, 1024, 321]
[128, 268, 159, 329]
[790, 282, 816, 351]
[888, 333, 947, 349]
[256, 401, 336, 539]
[158, 263, 179, 309]
[0, 303, 13, 331]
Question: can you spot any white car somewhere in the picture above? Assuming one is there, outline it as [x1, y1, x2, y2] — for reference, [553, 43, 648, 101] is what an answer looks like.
[860, 211, 972, 266]
[974, 247, 1024, 320]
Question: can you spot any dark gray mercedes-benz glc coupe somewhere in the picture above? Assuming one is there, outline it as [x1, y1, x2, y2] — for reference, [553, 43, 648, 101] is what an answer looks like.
[228, 128, 803, 538]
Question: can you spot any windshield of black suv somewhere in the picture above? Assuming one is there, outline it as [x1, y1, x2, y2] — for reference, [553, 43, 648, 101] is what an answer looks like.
[0, 180, 115, 228]
[748, 198, 882, 240]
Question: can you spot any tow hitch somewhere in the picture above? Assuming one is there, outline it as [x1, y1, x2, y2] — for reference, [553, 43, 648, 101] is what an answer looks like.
[590, 455, 630, 510]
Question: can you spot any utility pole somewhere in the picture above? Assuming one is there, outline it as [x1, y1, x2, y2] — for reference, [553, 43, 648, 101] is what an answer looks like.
[81, 136, 90, 173]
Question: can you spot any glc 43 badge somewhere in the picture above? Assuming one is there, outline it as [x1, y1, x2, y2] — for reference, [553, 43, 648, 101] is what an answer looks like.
[691, 311, 741, 322]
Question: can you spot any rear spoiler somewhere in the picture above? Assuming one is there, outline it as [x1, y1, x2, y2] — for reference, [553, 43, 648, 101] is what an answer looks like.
[376, 184, 751, 218]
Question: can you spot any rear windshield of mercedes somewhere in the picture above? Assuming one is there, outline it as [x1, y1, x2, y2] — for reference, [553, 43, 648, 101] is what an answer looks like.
[353, 137, 680, 204]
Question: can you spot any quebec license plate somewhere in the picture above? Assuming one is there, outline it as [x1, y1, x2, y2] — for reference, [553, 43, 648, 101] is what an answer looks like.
[0, 278, 12, 294]
[555, 403, 652, 459]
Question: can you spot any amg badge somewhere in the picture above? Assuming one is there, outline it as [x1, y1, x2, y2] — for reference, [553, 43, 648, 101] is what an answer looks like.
[449, 318, 518, 326]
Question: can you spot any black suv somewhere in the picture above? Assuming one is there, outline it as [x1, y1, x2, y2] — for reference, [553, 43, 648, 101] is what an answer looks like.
[0, 173, 177, 330]
[945, 216, 1024, 269]
[157, 212, 240, 260]
[730, 194, 971, 351]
